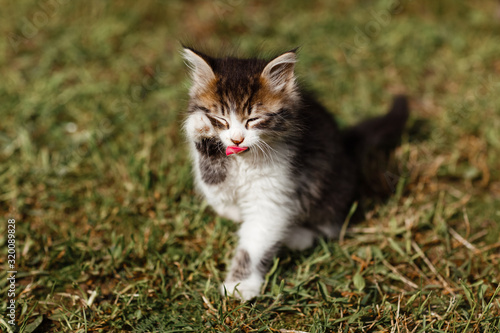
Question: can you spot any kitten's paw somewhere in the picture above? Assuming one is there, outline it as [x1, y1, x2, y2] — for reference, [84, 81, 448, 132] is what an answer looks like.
[220, 277, 262, 301]
[190, 114, 215, 139]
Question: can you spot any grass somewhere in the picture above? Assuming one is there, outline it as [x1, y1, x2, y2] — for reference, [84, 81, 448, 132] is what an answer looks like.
[1, 0, 500, 332]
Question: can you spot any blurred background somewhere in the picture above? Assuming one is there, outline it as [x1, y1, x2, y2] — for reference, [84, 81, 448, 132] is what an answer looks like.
[1, 0, 499, 331]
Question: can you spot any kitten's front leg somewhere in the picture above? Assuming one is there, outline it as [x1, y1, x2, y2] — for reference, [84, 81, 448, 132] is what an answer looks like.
[221, 205, 291, 300]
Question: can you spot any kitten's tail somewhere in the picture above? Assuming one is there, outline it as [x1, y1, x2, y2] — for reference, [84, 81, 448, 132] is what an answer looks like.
[341, 95, 410, 195]
[341, 95, 409, 153]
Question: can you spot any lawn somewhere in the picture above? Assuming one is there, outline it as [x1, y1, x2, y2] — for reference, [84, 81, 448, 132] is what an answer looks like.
[1, 0, 500, 332]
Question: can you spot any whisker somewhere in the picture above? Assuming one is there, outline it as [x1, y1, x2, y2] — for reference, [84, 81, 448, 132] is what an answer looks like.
[260, 141, 279, 164]
[257, 140, 276, 165]
[255, 141, 269, 163]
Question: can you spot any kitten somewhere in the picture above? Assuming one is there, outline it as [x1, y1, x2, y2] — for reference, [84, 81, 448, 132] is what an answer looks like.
[182, 47, 409, 300]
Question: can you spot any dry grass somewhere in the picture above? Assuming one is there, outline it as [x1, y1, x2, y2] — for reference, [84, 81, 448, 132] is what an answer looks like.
[0, 0, 499, 332]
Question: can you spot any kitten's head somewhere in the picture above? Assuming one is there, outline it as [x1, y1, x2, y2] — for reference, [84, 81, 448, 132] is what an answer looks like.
[183, 47, 300, 155]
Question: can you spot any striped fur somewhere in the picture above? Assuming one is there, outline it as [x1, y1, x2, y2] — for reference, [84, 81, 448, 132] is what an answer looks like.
[182, 47, 409, 300]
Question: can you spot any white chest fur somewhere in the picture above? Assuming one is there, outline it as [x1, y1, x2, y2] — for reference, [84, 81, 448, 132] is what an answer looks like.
[192, 146, 297, 223]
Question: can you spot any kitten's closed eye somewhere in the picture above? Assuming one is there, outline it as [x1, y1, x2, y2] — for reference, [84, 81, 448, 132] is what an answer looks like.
[206, 114, 229, 129]
[245, 117, 260, 129]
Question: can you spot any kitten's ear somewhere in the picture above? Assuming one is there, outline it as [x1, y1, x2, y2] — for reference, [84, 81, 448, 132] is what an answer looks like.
[261, 51, 297, 92]
[182, 48, 215, 89]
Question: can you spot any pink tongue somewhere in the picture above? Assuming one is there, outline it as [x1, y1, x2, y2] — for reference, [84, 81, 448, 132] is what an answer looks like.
[226, 146, 248, 156]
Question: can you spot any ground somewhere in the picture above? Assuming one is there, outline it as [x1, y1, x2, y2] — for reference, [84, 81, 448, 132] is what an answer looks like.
[0, 0, 499, 332]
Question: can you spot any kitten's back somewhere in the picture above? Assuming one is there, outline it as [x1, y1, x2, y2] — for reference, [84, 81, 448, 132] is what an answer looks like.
[291, 93, 409, 234]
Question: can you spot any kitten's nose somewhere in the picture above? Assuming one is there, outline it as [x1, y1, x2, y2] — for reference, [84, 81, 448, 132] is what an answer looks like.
[231, 137, 244, 145]
[230, 130, 244, 145]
